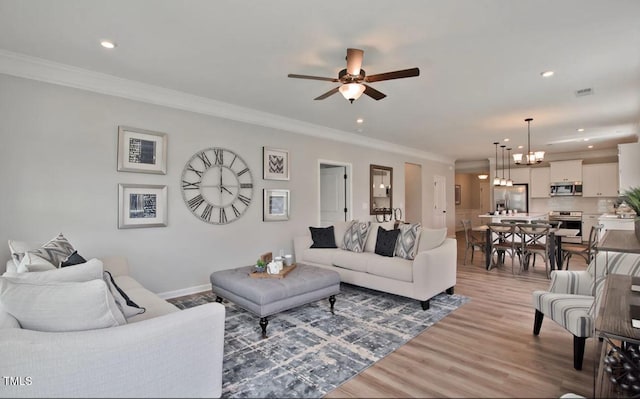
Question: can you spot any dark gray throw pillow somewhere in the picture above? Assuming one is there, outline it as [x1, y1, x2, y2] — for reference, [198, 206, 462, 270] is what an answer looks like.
[375, 227, 401, 257]
[61, 251, 87, 267]
[309, 226, 337, 248]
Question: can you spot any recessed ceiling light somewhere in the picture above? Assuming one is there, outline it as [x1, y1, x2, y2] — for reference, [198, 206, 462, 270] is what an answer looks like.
[517, 145, 524, 149]
[577, 128, 585, 132]
[583, 138, 590, 141]
[100, 40, 117, 49]
[588, 145, 594, 149]
[356, 118, 363, 124]
[503, 138, 510, 142]
[541, 71, 554, 78]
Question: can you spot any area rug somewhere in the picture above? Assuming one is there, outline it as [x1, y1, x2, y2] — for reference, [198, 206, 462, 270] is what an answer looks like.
[169, 283, 469, 398]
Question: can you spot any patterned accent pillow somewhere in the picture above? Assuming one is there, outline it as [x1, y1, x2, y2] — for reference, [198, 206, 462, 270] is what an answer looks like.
[343, 221, 371, 253]
[395, 223, 422, 260]
[374, 227, 401, 257]
[26, 233, 75, 268]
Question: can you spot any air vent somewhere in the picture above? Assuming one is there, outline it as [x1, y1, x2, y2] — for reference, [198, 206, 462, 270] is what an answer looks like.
[575, 87, 594, 97]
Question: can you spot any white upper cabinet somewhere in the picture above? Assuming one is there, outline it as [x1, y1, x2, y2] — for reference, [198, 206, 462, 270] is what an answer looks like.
[497, 167, 530, 184]
[530, 167, 550, 198]
[582, 163, 619, 197]
[619, 142, 640, 193]
[549, 160, 583, 183]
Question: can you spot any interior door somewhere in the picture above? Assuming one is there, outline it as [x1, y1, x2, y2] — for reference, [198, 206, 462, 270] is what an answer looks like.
[433, 175, 447, 228]
[320, 165, 347, 226]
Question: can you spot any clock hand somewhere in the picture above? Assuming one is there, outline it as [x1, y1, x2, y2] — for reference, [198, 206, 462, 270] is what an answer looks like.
[221, 186, 233, 195]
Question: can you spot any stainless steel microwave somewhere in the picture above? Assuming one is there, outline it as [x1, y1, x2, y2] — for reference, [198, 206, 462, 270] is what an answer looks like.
[550, 182, 583, 196]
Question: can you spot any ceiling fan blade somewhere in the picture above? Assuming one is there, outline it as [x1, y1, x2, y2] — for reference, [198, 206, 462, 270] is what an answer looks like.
[346, 48, 364, 76]
[364, 67, 420, 83]
[363, 84, 386, 100]
[314, 86, 340, 100]
[288, 74, 339, 82]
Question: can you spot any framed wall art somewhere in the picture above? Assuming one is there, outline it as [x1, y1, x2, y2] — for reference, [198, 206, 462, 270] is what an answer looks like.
[118, 184, 168, 228]
[117, 126, 168, 174]
[263, 147, 290, 180]
[263, 189, 290, 221]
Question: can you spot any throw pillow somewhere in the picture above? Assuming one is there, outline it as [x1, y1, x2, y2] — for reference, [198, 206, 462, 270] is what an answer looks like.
[395, 223, 422, 260]
[417, 228, 448, 252]
[374, 227, 401, 257]
[61, 251, 87, 267]
[0, 278, 126, 332]
[25, 233, 75, 267]
[332, 220, 355, 249]
[4, 258, 104, 283]
[16, 252, 57, 273]
[103, 271, 145, 318]
[7, 240, 40, 266]
[309, 226, 338, 248]
[343, 221, 371, 253]
[364, 221, 396, 252]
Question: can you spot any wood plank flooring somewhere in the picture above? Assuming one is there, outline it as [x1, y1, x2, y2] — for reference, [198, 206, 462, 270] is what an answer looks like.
[325, 232, 595, 398]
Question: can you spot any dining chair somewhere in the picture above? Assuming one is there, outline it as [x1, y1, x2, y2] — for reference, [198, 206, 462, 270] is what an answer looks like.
[517, 223, 552, 278]
[561, 224, 603, 270]
[461, 219, 484, 265]
[487, 223, 519, 273]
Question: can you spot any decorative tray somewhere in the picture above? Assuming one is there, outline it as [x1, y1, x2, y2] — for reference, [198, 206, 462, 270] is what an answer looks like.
[249, 264, 296, 279]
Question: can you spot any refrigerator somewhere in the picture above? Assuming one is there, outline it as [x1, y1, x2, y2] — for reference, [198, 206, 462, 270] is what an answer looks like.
[493, 184, 529, 213]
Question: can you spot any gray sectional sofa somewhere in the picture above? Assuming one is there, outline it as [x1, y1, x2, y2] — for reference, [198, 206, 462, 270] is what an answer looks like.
[293, 221, 457, 309]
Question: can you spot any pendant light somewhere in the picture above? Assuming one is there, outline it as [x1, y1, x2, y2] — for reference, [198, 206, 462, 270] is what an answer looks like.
[506, 148, 514, 186]
[513, 118, 545, 165]
[493, 142, 501, 186]
[500, 145, 507, 186]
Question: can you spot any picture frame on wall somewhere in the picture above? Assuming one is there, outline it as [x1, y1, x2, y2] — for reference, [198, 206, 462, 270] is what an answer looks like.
[263, 189, 290, 222]
[263, 147, 290, 180]
[455, 184, 462, 205]
[118, 184, 168, 228]
[117, 126, 168, 174]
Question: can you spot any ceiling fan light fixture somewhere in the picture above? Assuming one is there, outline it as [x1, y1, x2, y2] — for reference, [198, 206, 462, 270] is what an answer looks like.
[339, 83, 366, 103]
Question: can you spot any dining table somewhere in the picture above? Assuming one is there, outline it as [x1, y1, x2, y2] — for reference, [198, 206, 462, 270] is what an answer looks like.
[476, 224, 580, 271]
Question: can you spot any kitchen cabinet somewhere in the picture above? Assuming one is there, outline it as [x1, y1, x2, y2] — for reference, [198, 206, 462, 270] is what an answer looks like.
[619, 142, 640, 193]
[530, 167, 550, 198]
[549, 160, 582, 183]
[497, 167, 529, 184]
[598, 215, 635, 240]
[582, 214, 600, 243]
[582, 163, 619, 197]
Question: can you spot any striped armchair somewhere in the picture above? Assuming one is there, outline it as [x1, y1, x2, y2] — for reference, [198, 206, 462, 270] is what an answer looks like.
[532, 251, 640, 370]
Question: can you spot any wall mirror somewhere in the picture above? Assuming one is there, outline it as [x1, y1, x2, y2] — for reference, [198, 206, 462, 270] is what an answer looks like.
[370, 164, 393, 215]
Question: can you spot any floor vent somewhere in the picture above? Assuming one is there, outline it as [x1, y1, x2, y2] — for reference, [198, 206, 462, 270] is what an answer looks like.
[575, 87, 594, 97]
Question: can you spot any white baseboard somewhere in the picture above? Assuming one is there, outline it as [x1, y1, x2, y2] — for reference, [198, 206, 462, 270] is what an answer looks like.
[158, 284, 211, 300]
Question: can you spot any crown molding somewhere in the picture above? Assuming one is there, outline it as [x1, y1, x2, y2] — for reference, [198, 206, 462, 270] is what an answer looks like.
[0, 49, 454, 164]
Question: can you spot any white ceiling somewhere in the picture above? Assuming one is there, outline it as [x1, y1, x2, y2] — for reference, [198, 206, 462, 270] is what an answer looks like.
[1, 0, 638, 163]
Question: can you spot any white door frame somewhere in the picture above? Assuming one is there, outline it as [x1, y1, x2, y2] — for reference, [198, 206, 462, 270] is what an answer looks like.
[318, 159, 353, 226]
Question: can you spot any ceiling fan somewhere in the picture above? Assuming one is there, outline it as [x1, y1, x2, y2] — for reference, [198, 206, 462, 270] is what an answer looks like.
[287, 48, 420, 103]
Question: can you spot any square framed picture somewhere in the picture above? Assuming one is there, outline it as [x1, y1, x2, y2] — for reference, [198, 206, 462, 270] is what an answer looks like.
[263, 189, 290, 222]
[118, 184, 168, 228]
[263, 147, 290, 180]
[117, 126, 168, 174]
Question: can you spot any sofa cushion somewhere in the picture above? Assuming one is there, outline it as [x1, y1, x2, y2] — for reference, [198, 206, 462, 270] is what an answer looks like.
[364, 221, 396, 252]
[0, 278, 126, 332]
[104, 271, 145, 318]
[24, 233, 75, 268]
[395, 223, 422, 260]
[416, 227, 448, 252]
[114, 275, 179, 322]
[343, 221, 371, 253]
[309, 226, 337, 248]
[3, 258, 104, 283]
[366, 254, 413, 282]
[374, 227, 401, 257]
[332, 250, 369, 273]
[333, 220, 355, 249]
[16, 252, 57, 273]
[302, 248, 341, 266]
[7, 240, 40, 266]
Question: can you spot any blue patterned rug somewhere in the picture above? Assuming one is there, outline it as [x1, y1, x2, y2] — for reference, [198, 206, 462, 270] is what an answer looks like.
[169, 283, 469, 398]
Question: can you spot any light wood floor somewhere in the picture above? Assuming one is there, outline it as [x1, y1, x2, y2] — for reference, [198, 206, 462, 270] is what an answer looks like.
[325, 232, 595, 398]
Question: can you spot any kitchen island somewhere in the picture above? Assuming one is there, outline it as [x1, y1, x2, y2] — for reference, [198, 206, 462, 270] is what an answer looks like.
[478, 212, 548, 223]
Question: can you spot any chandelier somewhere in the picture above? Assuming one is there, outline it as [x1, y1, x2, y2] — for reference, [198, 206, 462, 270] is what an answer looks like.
[513, 118, 545, 165]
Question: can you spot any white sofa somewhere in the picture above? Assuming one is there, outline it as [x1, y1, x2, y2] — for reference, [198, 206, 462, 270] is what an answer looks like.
[293, 222, 457, 309]
[0, 256, 225, 398]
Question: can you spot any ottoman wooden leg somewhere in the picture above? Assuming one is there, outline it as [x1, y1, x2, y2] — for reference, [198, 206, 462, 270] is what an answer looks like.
[329, 295, 336, 314]
[215, 296, 223, 303]
[259, 317, 269, 339]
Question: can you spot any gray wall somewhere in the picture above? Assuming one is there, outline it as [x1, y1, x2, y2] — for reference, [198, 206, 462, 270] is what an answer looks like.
[0, 74, 454, 294]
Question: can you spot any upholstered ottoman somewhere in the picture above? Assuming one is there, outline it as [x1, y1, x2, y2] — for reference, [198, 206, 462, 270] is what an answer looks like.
[210, 263, 340, 338]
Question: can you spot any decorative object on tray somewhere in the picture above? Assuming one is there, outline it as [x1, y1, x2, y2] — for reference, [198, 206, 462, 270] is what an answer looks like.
[117, 126, 167, 174]
[263, 189, 290, 221]
[262, 147, 290, 180]
[255, 259, 266, 273]
[118, 184, 167, 229]
[250, 264, 297, 279]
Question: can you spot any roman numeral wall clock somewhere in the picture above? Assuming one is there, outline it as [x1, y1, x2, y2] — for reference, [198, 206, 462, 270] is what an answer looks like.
[181, 147, 254, 224]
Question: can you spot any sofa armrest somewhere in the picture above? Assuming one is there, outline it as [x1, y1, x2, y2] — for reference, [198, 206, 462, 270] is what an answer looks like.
[548, 270, 593, 296]
[411, 238, 457, 299]
[99, 256, 130, 277]
[0, 310, 20, 329]
[293, 235, 313, 263]
[0, 302, 225, 398]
